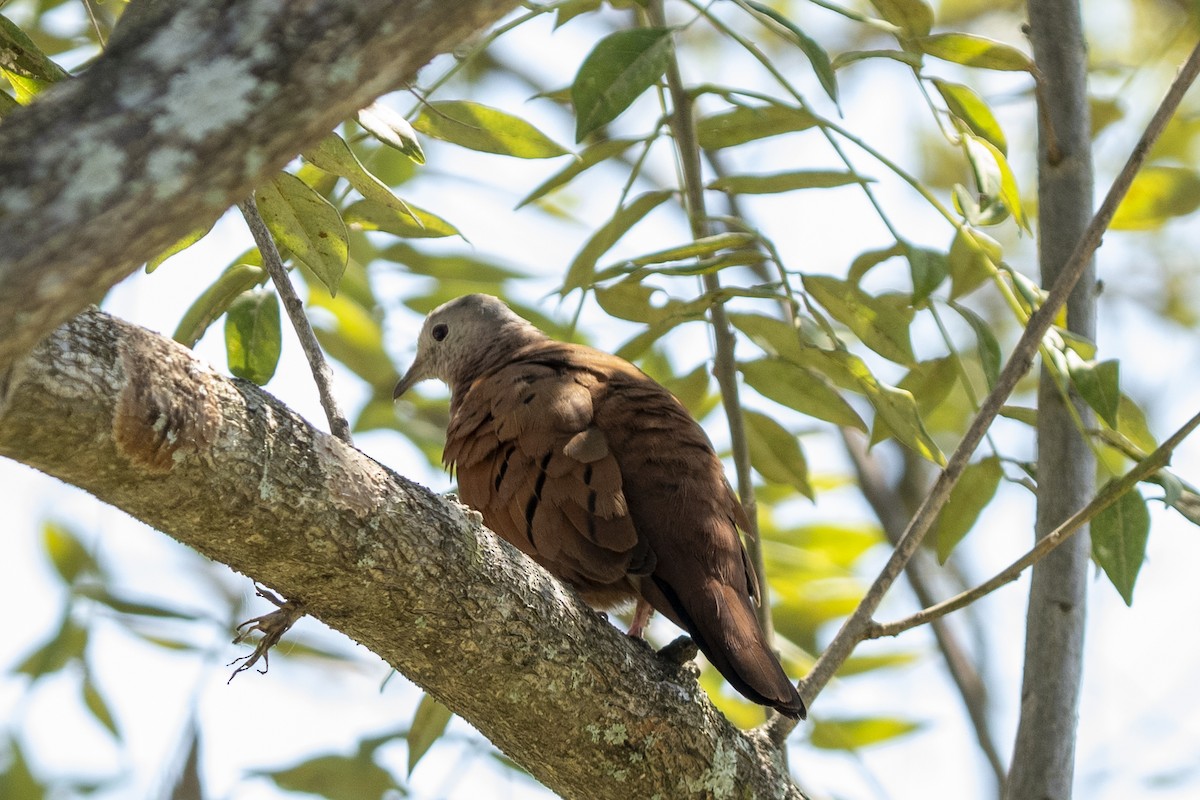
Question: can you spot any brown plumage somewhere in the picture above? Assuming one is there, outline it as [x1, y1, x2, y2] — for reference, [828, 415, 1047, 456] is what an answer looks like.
[394, 294, 805, 719]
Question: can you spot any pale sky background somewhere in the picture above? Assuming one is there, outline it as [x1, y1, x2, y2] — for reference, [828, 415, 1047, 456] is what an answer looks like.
[3, 3, 1200, 799]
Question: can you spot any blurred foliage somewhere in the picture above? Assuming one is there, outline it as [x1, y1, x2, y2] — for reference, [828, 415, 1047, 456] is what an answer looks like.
[5, 0, 1200, 798]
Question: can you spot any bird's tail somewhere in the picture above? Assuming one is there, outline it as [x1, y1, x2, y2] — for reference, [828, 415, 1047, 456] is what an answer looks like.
[650, 576, 806, 719]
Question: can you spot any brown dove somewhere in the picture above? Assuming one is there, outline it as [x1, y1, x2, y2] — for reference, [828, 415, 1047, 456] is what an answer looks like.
[394, 293, 805, 719]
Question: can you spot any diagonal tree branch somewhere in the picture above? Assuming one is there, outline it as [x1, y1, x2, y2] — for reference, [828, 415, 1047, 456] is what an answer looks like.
[0, 309, 805, 800]
[0, 0, 520, 372]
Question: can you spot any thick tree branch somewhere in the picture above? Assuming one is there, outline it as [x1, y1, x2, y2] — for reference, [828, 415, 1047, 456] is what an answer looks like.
[0, 0, 520, 371]
[0, 309, 805, 800]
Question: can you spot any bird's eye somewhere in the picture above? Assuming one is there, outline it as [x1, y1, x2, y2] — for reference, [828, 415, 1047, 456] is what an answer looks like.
[431, 323, 449, 342]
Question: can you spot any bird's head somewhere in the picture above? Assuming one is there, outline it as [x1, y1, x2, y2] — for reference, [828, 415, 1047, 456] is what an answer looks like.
[393, 293, 543, 400]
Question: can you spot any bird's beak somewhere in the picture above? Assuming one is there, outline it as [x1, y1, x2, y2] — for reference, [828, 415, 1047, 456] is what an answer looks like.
[393, 355, 427, 400]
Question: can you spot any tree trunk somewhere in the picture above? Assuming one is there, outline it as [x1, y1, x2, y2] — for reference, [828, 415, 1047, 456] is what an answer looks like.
[1007, 3, 1096, 798]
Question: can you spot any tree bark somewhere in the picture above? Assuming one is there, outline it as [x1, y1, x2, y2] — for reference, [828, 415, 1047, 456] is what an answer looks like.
[0, 0, 518, 371]
[0, 309, 804, 800]
[1007, 3, 1096, 798]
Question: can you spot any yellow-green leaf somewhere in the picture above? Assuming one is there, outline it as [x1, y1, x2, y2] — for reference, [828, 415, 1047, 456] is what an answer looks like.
[810, 716, 922, 750]
[803, 275, 916, 365]
[917, 33, 1034, 72]
[303, 134, 418, 221]
[966, 133, 1030, 232]
[696, 103, 818, 149]
[517, 137, 638, 208]
[869, 0, 933, 37]
[146, 224, 215, 273]
[709, 169, 867, 194]
[562, 189, 673, 292]
[408, 694, 453, 776]
[743, 410, 812, 498]
[947, 227, 1000, 299]
[933, 79, 1007, 154]
[935, 456, 1002, 562]
[255, 172, 349, 294]
[1111, 166, 1200, 230]
[343, 197, 461, 240]
[1068, 356, 1120, 429]
[741, 358, 866, 431]
[43, 521, 95, 584]
[414, 100, 568, 158]
[174, 263, 267, 348]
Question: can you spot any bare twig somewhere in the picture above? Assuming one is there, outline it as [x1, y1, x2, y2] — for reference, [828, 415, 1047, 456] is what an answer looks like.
[232, 197, 357, 677]
[767, 37, 1200, 744]
[236, 198, 353, 444]
[842, 431, 1006, 786]
[869, 409, 1200, 639]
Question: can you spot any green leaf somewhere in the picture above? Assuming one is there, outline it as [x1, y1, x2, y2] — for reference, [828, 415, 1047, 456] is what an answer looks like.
[743, 1, 838, 104]
[561, 189, 673, 292]
[837, 651, 920, 677]
[224, 289, 281, 386]
[696, 103, 818, 149]
[357, 101, 425, 164]
[823, 349, 944, 463]
[555, 0, 602, 28]
[951, 303, 1001, 389]
[811, 716, 921, 750]
[616, 232, 759, 268]
[0, 90, 20, 116]
[803, 275, 916, 365]
[868, 0, 933, 37]
[1068, 357, 1120, 429]
[257, 752, 399, 800]
[947, 227, 1000, 299]
[414, 100, 568, 158]
[1111, 166, 1200, 230]
[905, 246, 947, 306]
[15, 616, 86, 677]
[517, 137, 638, 208]
[846, 242, 905, 283]
[708, 169, 866, 194]
[1092, 486, 1150, 605]
[408, 694, 453, 776]
[0, 737, 45, 800]
[303, 134, 418, 221]
[1116, 394, 1157, 453]
[83, 675, 119, 737]
[572, 27, 673, 142]
[729, 312, 806, 362]
[916, 33, 1034, 71]
[255, 172, 349, 294]
[344, 197, 462, 239]
[42, 521, 95, 585]
[935, 456, 1002, 562]
[382, 242, 526, 284]
[743, 410, 812, 498]
[75, 585, 205, 621]
[933, 79, 1007, 154]
[965, 133, 1030, 232]
[832, 49, 923, 70]
[174, 263, 267, 348]
[146, 224, 215, 273]
[741, 358, 866, 431]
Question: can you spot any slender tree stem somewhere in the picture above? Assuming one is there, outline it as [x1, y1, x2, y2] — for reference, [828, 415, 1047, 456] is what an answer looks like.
[236, 199, 353, 444]
[766, 36, 1200, 745]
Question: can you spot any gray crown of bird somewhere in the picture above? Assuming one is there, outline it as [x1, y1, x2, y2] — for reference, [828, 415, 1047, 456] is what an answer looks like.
[394, 293, 805, 719]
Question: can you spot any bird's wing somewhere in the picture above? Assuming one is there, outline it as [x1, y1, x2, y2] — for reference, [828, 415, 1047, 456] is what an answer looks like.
[445, 346, 652, 594]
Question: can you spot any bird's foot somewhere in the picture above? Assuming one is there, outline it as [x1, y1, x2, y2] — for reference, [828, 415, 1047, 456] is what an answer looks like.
[657, 635, 699, 667]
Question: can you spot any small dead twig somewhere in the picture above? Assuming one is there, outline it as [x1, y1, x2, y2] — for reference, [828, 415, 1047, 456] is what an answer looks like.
[228, 586, 307, 682]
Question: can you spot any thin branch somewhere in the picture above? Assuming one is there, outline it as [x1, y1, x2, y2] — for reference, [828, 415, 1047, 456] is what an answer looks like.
[842, 431, 1006, 787]
[869, 408, 1200, 639]
[236, 199, 353, 444]
[647, 1, 776, 645]
[768, 36, 1200, 744]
